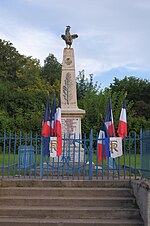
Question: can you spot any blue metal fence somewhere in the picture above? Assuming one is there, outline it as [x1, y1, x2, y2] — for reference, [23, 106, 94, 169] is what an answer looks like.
[0, 130, 150, 180]
[141, 130, 150, 180]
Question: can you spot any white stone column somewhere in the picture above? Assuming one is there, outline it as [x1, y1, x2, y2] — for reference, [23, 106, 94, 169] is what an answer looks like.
[61, 48, 85, 162]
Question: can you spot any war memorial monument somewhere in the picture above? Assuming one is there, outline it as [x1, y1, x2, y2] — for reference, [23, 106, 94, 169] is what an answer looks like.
[60, 26, 85, 161]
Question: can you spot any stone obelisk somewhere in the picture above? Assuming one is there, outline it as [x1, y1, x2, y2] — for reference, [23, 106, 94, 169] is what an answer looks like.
[61, 26, 85, 161]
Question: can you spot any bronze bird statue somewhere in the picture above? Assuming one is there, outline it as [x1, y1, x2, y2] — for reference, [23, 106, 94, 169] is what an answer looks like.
[61, 26, 78, 48]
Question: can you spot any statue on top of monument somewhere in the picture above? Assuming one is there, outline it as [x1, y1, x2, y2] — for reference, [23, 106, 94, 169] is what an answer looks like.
[61, 26, 78, 48]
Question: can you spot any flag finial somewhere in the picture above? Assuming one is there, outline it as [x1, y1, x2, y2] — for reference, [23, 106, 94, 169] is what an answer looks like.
[124, 91, 127, 97]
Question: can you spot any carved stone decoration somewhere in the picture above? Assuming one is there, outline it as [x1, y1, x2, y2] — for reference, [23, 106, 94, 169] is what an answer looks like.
[63, 72, 73, 104]
[65, 57, 72, 65]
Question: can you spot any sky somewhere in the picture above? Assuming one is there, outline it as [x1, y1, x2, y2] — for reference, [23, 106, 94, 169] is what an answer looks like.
[0, 0, 150, 88]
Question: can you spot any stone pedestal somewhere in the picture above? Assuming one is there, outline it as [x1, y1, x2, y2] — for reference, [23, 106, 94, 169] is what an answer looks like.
[61, 48, 85, 162]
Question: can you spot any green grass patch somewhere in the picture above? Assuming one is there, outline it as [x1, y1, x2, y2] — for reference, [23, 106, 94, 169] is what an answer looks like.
[0, 153, 41, 177]
[88, 153, 141, 169]
[0, 153, 18, 166]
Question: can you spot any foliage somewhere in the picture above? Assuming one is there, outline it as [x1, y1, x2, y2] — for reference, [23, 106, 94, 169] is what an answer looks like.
[110, 76, 150, 119]
[0, 38, 149, 135]
[109, 76, 150, 132]
[76, 71, 135, 136]
[0, 39, 59, 133]
[77, 70, 102, 135]
[41, 54, 61, 86]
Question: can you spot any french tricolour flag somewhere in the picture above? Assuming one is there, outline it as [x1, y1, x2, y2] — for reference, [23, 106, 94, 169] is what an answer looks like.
[55, 100, 62, 156]
[104, 97, 116, 137]
[97, 119, 110, 163]
[50, 96, 56, 136]
[117, 98, 127, 139]
[42, 96, 50, 137]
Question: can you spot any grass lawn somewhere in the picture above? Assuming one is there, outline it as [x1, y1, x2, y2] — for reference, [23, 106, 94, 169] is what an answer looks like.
[0, 152, 141, 169]
[0, 153, 41, 177]
[91, 153, 141, 169]
[0, 153, 18, 166]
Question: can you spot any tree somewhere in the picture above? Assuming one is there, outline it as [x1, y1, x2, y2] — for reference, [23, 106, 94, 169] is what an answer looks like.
[76, 71, 103, 135]
[109, 76, 150, 131]
[110, 76, 150, 119]
[0, 39, 25, 81]
[41, 54, 61, 86]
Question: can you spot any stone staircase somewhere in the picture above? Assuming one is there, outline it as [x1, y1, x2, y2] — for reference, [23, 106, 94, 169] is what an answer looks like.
[0, 179, 144, 226]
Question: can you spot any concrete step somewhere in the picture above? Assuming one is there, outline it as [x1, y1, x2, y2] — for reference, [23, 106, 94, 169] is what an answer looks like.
[0, 217, 144, 226]
[0, 179, 131, 188]
[0, 206, 142, 219]
[0, 179, 144, 226]
[0, 187, 133, 197]
[0, 196, 137, 207]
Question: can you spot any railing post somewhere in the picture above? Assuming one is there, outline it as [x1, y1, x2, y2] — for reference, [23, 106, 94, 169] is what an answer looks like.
[40, 136, 43, 180]
[8, 132, 11, 178]
[140, 128, 143, 173]
[89, 129, 93, 180]
[2, 132, 6, 178]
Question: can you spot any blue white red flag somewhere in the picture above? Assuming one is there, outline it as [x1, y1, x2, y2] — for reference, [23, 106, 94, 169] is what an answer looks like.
[44, 137, 50, 156]
[55, 99, 62, 156]
[117, 98, 127, 139]
[104, 97, 116, 137]
[42, 96, 50, 137]
[97, 119, 110, 163]
[50, 96, 56, 136]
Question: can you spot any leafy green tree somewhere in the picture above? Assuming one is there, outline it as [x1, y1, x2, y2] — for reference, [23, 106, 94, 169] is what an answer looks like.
[41, 54, 61, 86]
[110, 76, 150, 119]
[109, 76, 150, 132]
[76, 71, 103, 135]
[0, 39, 25, 81]
[0, 39, 52, 133]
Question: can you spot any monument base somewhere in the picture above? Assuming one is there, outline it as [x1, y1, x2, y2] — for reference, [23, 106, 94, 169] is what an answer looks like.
[61, 107, 85, 137]
[60, 107, 85, 162]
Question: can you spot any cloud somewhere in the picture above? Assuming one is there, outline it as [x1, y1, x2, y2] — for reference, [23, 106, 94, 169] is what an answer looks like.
[0, 0, 150, 85]
[0, 16, 63, 65]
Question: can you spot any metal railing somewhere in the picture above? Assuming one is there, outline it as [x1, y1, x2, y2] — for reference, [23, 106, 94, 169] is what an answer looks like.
[0, 130, 149, 180]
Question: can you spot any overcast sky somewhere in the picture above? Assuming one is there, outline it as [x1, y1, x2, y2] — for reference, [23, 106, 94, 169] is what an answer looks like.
[0, 0, 150, 88]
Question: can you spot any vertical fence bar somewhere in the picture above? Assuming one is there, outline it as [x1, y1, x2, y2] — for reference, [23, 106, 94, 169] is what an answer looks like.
[140, 128, 143, 178]
[83, 134, 86, 180]
[57, 156, 60, 180]
[72, 133, 76, 180]
[2, 132, 6, 178]
[40, 136, 43, 180]
[106, 157, 109, 181]
[78, 134, 81, 180]
[67, 135, 71, 180]
[128, 133, 131, 179]
[88, 129, 93, 180]
[123, 139, 126, 180]
[95, 134, 98, 180]
[8, 132, 11, 178]
[34, 132, 38, 179]
[23, 133, 27, 178]
[117, 157, 120, 180]
[29, 131, 32, 179]
[13, 132, 17, 178]
[51, 156, 55, 179]
[62, 134, 66, 180]
[18, 131, 22, 177]
[134, 132, 137, 179]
